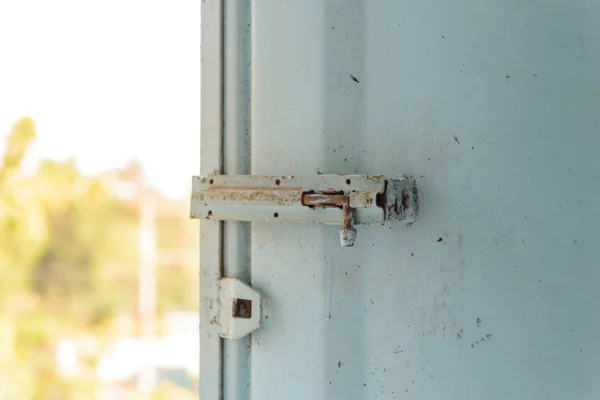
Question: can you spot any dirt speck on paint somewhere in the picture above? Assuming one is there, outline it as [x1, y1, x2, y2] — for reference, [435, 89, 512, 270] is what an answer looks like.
[350, 75, 360, 83]
[454, 135, 460, 144]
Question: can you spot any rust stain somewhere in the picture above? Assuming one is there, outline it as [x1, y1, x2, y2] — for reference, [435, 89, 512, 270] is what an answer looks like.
[350, 190, 378, 207]
[342, 202, 355, 230]
[302, 193, 346, 208]
[401, 189, 409, 211]
[340, 198, 357, 246]
[208, 185, 303, 191]
[195, 187, 304, 206]
[411, 184, 419, 218]
[390, 201, 399, 217]
[361, 175, 384, 185]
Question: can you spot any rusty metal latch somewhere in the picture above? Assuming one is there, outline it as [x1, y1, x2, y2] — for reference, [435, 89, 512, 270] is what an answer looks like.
[190, 174, 419, 247]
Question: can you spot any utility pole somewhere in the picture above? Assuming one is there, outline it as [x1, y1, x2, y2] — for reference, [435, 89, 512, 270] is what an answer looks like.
[137, 178, 157, 396]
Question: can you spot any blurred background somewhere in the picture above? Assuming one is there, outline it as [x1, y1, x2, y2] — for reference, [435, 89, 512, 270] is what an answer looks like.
[0, 1, 200, 398]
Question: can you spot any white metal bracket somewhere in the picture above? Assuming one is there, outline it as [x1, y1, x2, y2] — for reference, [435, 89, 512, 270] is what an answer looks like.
[190, 174, 418, 246]
[217, 278, 264, 340]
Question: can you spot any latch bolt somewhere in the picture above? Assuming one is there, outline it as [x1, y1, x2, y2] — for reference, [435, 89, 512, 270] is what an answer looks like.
[340, 199, 356, 247]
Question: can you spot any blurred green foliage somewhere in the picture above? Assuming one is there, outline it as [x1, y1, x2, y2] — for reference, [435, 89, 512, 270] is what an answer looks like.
[0, 117, 198, 399]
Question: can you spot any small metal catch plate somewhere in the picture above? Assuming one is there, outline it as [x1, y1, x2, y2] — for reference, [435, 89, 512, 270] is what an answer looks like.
[218, 278, 264, 340]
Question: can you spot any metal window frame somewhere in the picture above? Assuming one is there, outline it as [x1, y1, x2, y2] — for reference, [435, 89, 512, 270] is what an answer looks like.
[201, 1, 253, 399]
[200, 1, 223, 399]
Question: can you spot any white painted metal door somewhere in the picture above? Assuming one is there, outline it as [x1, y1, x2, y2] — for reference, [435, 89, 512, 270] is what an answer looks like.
[199, 1, 600, 399]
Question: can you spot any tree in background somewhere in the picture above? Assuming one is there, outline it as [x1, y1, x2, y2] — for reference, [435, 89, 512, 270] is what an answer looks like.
[0, 117, 41, 298]
[0, 117, 198, 399]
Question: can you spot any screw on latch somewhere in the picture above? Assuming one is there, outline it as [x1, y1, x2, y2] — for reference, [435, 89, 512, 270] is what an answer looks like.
[340, 199, 356, 247]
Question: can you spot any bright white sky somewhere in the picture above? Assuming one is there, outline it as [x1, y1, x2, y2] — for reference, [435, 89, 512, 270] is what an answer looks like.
[0, 0, 200, 199]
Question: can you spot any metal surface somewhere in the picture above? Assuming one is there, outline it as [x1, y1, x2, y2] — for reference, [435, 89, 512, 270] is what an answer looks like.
[200, 0, 600, 399]
[218, 278, 265, 340]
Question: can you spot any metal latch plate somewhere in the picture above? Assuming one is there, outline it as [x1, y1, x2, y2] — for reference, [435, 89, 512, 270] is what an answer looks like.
[190, 174, 418, 246]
